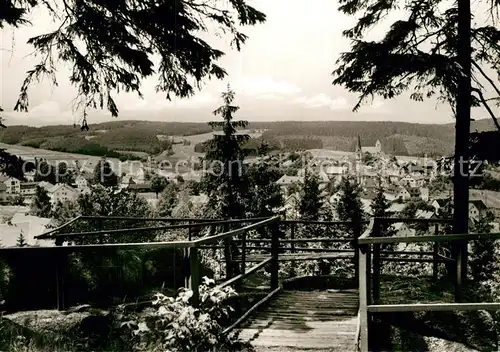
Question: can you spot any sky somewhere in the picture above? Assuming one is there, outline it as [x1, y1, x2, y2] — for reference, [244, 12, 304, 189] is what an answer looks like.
[0, 0, 498, 126]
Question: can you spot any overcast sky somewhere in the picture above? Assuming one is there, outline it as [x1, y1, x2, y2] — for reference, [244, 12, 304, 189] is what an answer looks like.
[0, 0, 497, 126]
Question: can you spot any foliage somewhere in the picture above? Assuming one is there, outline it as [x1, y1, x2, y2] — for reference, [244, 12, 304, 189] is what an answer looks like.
[244, 163, 284, 218]
[33, 160, 56, 184]
[92, 127, 172, 154]
[371, 180, 395, 249]
[29, 186, 52, 218]
[477, 173, 500, 192]
[331, 0, 500, 113]
[150, 175, 168, 197]
[92, 159, 118, 188]
[299, 169, 324, 221]
[0, 150, 33, 180]
[156, 183, 179, 217]
[16, 232, 27, 247]
[115, 277, 239, 352]
[57, 163, 75, 185]
[201, 87, 249, 219]
[402, 200, 435, 218]
[4, 0, 266, 117]
[335, 176, 365, 237]
[469, 211, 495, 283]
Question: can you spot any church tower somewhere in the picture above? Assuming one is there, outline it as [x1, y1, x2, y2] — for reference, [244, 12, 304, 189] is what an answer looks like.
[355, 135, 362, 184]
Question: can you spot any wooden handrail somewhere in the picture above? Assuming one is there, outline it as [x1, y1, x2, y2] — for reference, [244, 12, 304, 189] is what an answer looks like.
[281, 219, 370, 225]
[222, 287, 281, 335]
[217, 258, 272, 289]
[193, 217, 279, 246]
[36, 215, 83, 239]
[358, 218, 375, 241]
[367, 302, 500, 313]
[376, 217, 452, 224]
[36, 217, 271, 240]
[358, 231, 500, 245]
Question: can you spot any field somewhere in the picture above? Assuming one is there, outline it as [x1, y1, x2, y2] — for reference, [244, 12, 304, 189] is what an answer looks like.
[161, 129, 265, 161]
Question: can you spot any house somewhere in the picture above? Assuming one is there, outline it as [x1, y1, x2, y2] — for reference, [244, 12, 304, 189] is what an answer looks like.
[0, 214, 52, 247]
[392, 222, 415, 237]
[48, 184, 79, 204]
[469, 199, 488, 221]
[20, 182, 38, 197]
[397, 187, 412, 201]
[415, 209, 436, 220]
[127, 182, 152, 193]
[75, 175, 89, 190]
[38, 181, 55, 193]
[420, 187, 430, 202]
[400, 174, 426, 188]
[24, 170, 36, 182]
[0, 183, 7, 201]
[0, 176, 21, 194]
[408, 187, 421, 199]
[431, 198, 450, 213]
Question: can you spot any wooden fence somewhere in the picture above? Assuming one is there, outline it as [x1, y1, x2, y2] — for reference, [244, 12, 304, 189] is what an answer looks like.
[356, 216, 500, 352]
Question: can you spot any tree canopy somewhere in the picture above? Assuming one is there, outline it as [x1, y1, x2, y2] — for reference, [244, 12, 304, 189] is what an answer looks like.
[332, 0, 500, 123]
[1, 0, 265, 117]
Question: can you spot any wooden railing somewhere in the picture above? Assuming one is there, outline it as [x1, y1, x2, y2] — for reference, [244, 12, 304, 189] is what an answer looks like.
[355, 217, 500, 352]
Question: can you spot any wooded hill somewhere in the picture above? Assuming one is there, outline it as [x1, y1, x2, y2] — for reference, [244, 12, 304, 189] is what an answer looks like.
[0, 118, 496, 157]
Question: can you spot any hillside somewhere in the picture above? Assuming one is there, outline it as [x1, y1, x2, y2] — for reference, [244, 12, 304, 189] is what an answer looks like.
[0, 118, 496, 157]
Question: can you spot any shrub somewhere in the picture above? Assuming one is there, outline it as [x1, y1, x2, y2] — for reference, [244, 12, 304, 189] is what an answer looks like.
[114, 277, 240, 352]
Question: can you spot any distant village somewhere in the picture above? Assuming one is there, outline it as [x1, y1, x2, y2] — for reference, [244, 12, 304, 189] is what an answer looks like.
[0, 136, 499, 247]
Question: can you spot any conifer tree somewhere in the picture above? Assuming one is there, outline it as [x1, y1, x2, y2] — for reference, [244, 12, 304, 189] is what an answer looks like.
[469, 211, 495, 284]
[30, 186, 52, 218]
[299, 169, 323, 221]
[202, 86, 249, 219]
[16, 231, 27, 247]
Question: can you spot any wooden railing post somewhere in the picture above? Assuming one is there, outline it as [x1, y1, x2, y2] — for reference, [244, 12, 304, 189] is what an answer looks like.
[455, 240, 464, 302]
[223, 223, 232, 281]
[270, 221, 280, 289]
[290, 222, 296, 277]
[188, 247, 200, 307]
[354, 223, 360, 283]
[240, 230, 246, 284]
[55, 237, 65, 310]
[188, 220, 193, 241]
[433, 224, 439, 282]
[184, 248, 190, 289]
[372, 219, 381, 305]
[359, 243, 369, 352]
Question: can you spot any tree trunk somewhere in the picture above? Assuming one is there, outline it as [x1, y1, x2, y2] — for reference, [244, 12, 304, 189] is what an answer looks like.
[453, 0, 472, 290]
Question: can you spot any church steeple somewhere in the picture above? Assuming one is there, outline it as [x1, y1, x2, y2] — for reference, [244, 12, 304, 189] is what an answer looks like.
[355, 135, 362, 153]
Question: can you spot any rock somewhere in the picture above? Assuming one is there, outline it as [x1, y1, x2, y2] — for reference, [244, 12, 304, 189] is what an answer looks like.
[65, 304, 92, 314]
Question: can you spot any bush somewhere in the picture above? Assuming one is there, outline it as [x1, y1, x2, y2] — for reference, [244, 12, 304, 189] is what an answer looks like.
[114, 277, 242, 352]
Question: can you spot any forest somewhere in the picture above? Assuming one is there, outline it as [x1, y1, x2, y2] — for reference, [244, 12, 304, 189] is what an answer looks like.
[1, 118, 496, 157]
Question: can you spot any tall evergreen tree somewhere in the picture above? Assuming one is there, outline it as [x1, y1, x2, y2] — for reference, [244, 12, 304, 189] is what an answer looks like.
[336, 176, 364, 237]
[245, 163, 284, 218]
[371, 178, 394, 249]
[299, 169, 324, 221]
[332, 0, 500, 282]
[30, 186, 52, 218]
[469, 211, 495, 284]
[156, 183, 179, 217]
[202, 86, 249, 219]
